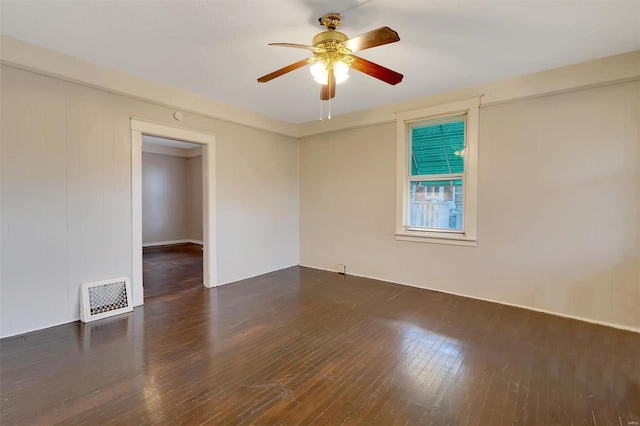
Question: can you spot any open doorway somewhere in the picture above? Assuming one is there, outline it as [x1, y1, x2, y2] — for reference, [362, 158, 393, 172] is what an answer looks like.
[141, 136, 204, 300]
[130, 119, 216, 307]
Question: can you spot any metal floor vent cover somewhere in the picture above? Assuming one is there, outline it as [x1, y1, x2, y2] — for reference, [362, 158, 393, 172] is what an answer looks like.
[80, 277, 133, 323]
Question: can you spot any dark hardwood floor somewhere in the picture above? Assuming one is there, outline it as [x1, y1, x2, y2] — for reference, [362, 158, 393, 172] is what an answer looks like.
[142, 243, 204, 300]
[1, 251, 639, 424]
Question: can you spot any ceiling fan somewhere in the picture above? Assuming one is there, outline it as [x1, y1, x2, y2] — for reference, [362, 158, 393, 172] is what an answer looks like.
[257, 13, 403, 101]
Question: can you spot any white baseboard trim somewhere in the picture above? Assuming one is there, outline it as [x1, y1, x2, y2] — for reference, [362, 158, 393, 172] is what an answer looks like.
[298, 264, 640, 334]
[1, 318, 79, 340]
[143, 239, 203, 247]
[216, 264, 299, 287]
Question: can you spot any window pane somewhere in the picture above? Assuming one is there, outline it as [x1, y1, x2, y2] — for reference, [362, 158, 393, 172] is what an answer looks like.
[409, 181, 463, 230]
[411, 120, 465, 176]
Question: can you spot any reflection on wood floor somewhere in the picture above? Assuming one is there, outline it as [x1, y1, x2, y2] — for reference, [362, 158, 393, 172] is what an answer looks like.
[1, 260, 639, 424]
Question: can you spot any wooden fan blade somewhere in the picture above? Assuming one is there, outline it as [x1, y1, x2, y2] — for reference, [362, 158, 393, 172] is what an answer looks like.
[342, 27, 400, 53]
[257, 58, 310, 83]
[351, 56, 403, 85]
[269, 43, 321, 52]
[320, 72, 336, 100]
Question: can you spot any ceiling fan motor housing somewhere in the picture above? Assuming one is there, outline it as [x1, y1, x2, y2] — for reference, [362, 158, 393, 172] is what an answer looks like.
[312, 31, 349, 47]
[311, 31, 354, 69]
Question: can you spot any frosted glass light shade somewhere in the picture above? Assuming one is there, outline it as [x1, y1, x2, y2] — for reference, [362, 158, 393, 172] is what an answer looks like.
[310, 62, 328, 85]
[334, 61, 350, 84]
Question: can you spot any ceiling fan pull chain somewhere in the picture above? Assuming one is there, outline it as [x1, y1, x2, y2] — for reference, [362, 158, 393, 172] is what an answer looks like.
[328, 98, 331, 120]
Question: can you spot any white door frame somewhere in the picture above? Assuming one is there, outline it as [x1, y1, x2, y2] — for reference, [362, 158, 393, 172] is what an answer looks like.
[130, 118, 216, 306]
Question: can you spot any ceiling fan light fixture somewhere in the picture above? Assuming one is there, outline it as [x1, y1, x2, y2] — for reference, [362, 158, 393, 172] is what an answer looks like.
[257, 13, 403, 102]
[310, 61, 328, 85]
[310, 59, 350, 85]
[334, 60, 350, 84]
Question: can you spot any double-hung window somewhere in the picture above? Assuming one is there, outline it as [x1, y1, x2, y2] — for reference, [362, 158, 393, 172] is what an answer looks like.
[395, 98, 479, 246]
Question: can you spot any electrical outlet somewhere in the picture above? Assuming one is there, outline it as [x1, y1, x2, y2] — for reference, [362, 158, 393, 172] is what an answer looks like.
[337, 264, 346, 274]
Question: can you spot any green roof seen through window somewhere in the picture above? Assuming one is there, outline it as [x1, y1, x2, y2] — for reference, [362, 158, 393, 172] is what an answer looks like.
[411, 120, 464, 176]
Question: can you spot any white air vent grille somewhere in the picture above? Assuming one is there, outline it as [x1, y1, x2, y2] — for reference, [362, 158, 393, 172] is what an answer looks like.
[80, 277, 133, 323]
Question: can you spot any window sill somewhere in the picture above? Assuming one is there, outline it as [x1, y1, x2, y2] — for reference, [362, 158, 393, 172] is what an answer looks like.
[395, 232, 477, 246]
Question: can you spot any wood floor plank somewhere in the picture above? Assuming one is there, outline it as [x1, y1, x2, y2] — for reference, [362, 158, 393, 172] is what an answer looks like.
[1, 244, 639, 424]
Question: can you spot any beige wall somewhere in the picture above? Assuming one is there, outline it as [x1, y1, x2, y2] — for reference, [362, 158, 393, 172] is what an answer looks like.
[300, 81, 640, 331]
[0, 64, 299, 337]
[1, 45, 638, 338]
[141, 152, 203, 243]
[142, 152, 190, 244]
[188, 155, 203, 241]
[215, 121, 300, 286]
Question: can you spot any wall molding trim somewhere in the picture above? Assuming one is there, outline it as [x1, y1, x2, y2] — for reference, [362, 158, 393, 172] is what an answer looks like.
[0, 35, 298, 138]
[142, 239, 204, 248]
[299, 264, 640, 335]
[297, 50, 640, 138]
[1, 36, 638, 139]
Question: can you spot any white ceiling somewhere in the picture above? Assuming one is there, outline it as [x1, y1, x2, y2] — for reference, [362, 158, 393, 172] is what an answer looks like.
[1, 1, 639, 124]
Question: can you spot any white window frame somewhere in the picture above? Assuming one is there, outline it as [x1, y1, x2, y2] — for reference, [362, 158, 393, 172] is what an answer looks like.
[395, 98, 479, 246]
